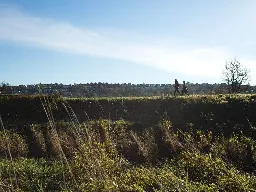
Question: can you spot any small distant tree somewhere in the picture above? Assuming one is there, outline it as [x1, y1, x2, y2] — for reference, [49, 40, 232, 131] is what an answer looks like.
[0, 82, 11, 94]
[223, 58, 250, 93]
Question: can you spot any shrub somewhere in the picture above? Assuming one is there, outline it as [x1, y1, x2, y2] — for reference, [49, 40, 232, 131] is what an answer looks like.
[0, 158, 67, 191]
[0, 130, 28, 158]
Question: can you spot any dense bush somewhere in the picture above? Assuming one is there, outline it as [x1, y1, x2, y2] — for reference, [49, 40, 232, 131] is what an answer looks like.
[0, 130, 28, 158]
[1, 94, 256, 137]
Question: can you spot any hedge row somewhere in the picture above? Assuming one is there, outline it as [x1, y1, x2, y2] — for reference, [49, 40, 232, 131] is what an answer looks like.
[1, 94, 256, 136]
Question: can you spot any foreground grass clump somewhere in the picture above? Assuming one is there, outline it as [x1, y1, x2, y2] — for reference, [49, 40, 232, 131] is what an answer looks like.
[0, 119, 255, 191]
[0, 158, 67, 191]
[0, 130, 28, 158]
[179, 151, 256, 191]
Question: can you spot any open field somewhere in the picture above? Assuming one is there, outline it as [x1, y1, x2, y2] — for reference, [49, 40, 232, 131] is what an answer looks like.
[0, 94, 256, 191]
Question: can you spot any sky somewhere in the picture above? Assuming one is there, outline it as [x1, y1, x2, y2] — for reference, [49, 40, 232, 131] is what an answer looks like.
[0, 0, 256, 85]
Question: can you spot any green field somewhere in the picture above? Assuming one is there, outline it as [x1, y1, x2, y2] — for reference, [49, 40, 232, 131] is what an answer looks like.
[0, 94, 256, 191]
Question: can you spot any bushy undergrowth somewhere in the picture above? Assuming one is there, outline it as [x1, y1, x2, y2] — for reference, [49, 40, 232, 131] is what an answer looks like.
[0, 158, 67, 191]
[0, 119, 255, 191]
[0, 130, 28, 158]
[0, 94, 256, 191]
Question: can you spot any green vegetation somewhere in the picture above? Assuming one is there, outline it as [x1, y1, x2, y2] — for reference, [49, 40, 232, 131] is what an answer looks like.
[0, 94, 256, 191]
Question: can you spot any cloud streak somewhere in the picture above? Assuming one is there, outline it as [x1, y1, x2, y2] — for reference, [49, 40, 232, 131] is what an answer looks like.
[1, 6, 253, 81]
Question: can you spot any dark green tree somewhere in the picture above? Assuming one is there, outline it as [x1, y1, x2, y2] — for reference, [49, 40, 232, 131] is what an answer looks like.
[0, 82, 11, 94]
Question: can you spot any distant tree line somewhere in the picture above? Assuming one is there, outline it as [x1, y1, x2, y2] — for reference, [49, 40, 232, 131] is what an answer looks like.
[0, 82, 254, 97]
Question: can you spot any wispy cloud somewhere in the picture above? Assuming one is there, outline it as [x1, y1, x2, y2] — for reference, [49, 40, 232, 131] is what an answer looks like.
[1, 6, 254, 82]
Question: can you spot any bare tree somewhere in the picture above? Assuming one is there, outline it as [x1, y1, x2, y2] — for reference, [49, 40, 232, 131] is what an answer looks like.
[223, 58, 250, 93]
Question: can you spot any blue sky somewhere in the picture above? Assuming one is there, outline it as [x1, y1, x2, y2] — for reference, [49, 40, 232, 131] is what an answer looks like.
[0, 0, 255, 85]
